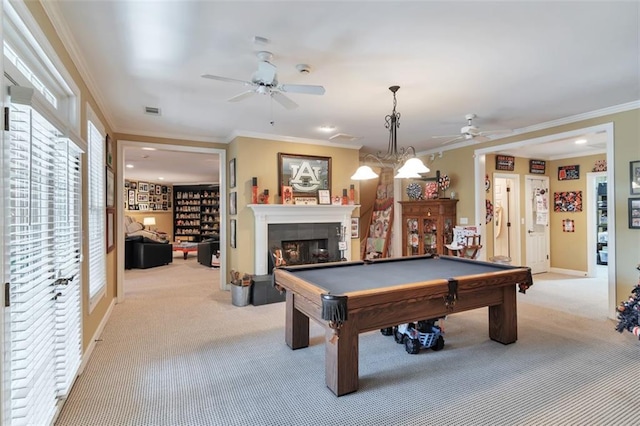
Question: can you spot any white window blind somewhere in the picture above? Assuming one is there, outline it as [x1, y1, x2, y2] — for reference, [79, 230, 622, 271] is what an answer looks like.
[7, 100, 81, 425]
[87, 120, 106, 302]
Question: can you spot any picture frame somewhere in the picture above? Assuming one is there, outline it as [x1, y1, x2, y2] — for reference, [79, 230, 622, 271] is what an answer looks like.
[229, 158, 236, 189]
[558, 165, 580, 181]
[106, 134, 113, 169]
[229, 192, 237, 215]
[230, 219, 237, 248]
[106, 208, 115, 253]
[629, 198, 640, 229]
[495, 155, 515, 171]
[106, 167, 115, 207]
[138, 181, 149, 193]
[137, 193, 148, 203]
[278, 153, 331, 197]
[351, 218, 359, 239]
[318, 189, 331, 205]
[630, 160, 640, 195]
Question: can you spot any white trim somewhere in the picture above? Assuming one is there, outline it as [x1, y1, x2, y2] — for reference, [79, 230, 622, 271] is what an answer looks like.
[116, 140, 227, 302]
[39, 0, 112, 133]
[549, 267, 588, 277]
[248, 204, 358, 275]
[78, 296, 115, 376]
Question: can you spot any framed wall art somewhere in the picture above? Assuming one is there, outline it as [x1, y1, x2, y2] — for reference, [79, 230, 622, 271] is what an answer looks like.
[278, 153, 331, 197]
[229, 158, 236, 188]
[106, 208, 115, 253]
[106, 167, 115, 208]
[553, 191, 582, 212]
[558, 165, 580, 181]
[106, 134, 113, 169]
[629, 198, 640, 229]
[630, 160, 640, 195]
[138, 181, 149, 193]
[230, 219, 237, 248]
[230, 192, 237, 215]
[351, 217, 359, 239]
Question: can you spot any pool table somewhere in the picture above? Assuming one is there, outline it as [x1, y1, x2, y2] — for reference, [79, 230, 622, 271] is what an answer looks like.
[273, 255, 533, 396]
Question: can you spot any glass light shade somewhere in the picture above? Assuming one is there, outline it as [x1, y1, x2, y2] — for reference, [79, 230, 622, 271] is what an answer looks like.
[351, 165, 379, 180]
[394, 167, 421, 179]
[400, 157, 430, 174]
[143, 217, 156, 226]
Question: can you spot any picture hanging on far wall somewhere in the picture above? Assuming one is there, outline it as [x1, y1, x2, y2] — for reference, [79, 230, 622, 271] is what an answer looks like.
[553, 191, 582, 212]
[229, 158, 236, 189]
[630, 160, 640, 195]
[629, 198, 640, 229]
[562, 219, 575, 232]
[278, 153, 331, 197]
[230, 219, 237, 248]
[229, 192, 237, 215]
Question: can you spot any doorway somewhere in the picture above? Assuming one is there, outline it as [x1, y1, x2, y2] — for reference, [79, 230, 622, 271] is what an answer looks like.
[116, 140, 227, 303]
[473, 122, 616, 318]
[524, 175, 550, 274]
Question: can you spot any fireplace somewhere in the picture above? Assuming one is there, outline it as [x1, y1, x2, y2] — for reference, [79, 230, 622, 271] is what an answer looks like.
[249, 204, 358, 275]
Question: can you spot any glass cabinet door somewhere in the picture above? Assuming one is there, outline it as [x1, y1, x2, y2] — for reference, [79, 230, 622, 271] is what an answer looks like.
[422, 218, 438, 254]
[406, 218, 420, 255]
[443, 217, 454, 247]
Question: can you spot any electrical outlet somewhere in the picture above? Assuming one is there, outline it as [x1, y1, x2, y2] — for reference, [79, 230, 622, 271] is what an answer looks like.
[460, 217, 468, 225]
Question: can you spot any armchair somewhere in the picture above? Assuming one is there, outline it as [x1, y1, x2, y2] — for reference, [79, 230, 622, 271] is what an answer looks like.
[198, 238, 220, 267]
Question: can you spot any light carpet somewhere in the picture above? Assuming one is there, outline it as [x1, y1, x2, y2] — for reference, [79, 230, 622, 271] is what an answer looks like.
[55, 260, 639, 426]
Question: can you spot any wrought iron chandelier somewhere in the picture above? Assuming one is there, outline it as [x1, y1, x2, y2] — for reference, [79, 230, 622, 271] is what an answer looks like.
[351, 85, 429, 180]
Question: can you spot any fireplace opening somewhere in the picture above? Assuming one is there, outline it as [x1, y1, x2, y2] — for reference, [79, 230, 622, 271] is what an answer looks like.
[281, 238, 332, 266]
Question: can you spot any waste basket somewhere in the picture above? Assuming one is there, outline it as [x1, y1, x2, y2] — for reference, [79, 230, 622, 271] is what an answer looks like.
[231, 284, 251, 307]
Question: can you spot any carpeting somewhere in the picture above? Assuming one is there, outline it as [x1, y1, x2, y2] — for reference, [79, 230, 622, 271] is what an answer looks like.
[55, 260, 639, 425]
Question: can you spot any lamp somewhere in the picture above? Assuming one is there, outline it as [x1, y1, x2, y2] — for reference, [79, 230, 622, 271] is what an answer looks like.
[351, 85, 429, 180]
[143, 217, 156, 231]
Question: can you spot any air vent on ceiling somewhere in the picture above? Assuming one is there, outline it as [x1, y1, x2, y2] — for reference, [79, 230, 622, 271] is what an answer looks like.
[144, 106, 161, 116]
[329, 133, 361, 143]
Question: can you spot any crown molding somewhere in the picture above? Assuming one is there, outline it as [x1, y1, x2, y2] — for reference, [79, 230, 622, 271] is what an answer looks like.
[40, 0, 116, 131]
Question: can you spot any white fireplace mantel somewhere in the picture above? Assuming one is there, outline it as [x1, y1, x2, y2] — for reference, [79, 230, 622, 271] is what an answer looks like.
[249, 204, 359, 275]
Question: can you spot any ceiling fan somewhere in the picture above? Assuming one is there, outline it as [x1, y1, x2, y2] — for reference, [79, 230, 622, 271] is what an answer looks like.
[201, 51, 325, 110]
[433, 114, 511, 145]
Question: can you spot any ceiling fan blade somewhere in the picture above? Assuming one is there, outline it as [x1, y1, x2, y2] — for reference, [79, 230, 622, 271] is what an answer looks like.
[227, 90, 256, 103]
[441, 136, 464, 145]
[478, 129, 512, 136]
[431, 134, 460, 139]
[201, 74, 254, 86]
[271, 91, 298, 109]
[279, 84, 325, 95]
[473, 135, 490, 143]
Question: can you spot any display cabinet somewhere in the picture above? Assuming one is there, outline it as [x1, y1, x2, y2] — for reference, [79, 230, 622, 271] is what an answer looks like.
[596, 182, 607, 265]
[173, 184, 219, 242]
[399, 199, 458, 256]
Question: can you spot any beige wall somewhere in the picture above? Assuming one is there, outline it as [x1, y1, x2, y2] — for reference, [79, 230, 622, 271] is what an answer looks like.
[229, 136, 361, 277]
[412, 109, 640, 307]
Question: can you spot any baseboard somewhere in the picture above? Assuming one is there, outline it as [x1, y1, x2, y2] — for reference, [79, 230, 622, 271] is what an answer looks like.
[549, 267, 588, 277]
[78, 296, 116, 375]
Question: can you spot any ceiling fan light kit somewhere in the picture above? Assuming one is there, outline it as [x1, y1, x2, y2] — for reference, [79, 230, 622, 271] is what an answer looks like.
[352, 85, 429, 181]
[201, 51, 325, 110]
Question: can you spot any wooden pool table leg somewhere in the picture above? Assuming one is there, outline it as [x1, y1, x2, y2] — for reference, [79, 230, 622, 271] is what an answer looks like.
[489, 285, 517, 344]
[285, 292, 309, 349]
[325, 320, 358, 396]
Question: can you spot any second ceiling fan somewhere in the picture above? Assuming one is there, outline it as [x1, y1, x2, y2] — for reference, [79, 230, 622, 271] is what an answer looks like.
[433, 114, 511, 145]
[201, 51, 325, 110]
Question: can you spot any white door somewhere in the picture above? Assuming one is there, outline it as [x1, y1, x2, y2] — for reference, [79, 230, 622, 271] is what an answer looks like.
[2, 91, 82, 425]
[525, 175, 550, 274]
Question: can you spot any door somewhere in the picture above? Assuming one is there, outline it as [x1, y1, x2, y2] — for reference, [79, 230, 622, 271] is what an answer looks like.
[2, 91, 82, 425]
[525, 175, 550, 273]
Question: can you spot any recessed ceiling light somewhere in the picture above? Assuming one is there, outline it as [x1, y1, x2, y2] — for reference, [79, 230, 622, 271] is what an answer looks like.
[575, 139, 587, 144]
[142, 147, 157, 151]
[319, 126, 336, 132]
[158, 177, 164, 180]
[126, 164, 134, 168]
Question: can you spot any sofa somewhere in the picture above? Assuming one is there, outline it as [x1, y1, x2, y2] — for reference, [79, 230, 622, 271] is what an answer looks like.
[124, 216, 173, 269]
[197, 238, 220, 267]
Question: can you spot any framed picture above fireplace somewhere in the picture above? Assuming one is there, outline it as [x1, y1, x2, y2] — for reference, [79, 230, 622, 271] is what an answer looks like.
[278, 153, 331, 197]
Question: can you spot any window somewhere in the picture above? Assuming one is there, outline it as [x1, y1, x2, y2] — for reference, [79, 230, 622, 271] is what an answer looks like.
[87, 112, 106, 305]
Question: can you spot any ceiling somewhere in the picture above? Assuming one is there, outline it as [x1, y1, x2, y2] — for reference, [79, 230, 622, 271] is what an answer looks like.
[43, 1, 638, 183]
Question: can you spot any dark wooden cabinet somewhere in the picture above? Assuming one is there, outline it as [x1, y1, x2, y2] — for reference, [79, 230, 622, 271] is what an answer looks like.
[173, 184, 219, 242]
[399, 199, 457, 256]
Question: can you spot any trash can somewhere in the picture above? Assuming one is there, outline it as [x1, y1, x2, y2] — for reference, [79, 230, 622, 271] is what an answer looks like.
[231, 284, 251, 307]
